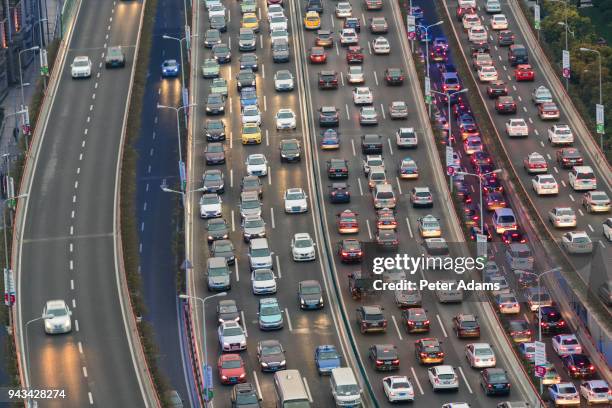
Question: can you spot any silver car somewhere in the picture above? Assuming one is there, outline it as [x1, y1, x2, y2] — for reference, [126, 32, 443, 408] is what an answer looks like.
[207, 257, 231, 290]
[394, 288, 422, 308]
[395, 127, 418, 148]
[547, 207, 577, 228]
[242, 214, 266, 242]
[43, 300, 72, 334]
[359, 106, 378, 125]
[532, 86, 553, 105]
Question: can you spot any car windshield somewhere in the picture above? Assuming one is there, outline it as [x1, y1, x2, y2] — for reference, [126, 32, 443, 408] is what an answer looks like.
[559, 385, 576, 394]
[255, 271, 273, 281]
[251, 248, 270, 257]
[221, 359, 241, 369]
[205, 173, 222, 181]
[74, 60, 89, 67]
[249, 157, 265, 165]
[278, 112, 293, 119]
[243, 126, 258, 134]
[301, 284, 320, 294]
[337, 384, 359, 396]
[215, 46, 229, 53]
[48, 307, 67, 317]
[438, 374, 455, 380]
[244, 219, 263, 229]
[294, 239, 312, 248]
[319, 350, 338, 360]
[462, 320, 477, 327]
[475, 348, 491, 356]
[277, 71, 291, 79]
[207, 145, 223, 153]
[563, 338, 579, 345]
[262, 344, 282, 355]
[209, 267, 227, 276]
[366, 312, 384, 320]
[287, 192, 304, 200]
[488, 373, 507, 382]
[377, 192, 393, 199]
[236, 393, 258, 404]
[201, 196, 219, 205]
[208, 222, 225, 231]
[208, 95, 222, 103]
[392, 381, 411, 389]
[223, 327, 243, 336]
[261, 305, 281, 316]
[220, 304, 237, 313]
[416, 192, 430, 198]
[282, 142, 298, 150]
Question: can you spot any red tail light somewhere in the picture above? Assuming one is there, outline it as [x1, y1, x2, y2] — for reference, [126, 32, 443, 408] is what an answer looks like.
[424, 320, 430, 325]
[589, 365, 595, 371]
[392, 359, 400, 365]
[376, 360, 383, 366]
[420, 352, 427, 357]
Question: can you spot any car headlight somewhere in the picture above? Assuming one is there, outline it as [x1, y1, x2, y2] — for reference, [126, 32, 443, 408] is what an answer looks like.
[280, 360, 286, 366]
[319, 297, 324, 303]
[261, 362, 269, 367]
[208, 236, 214, 240]
[240, 340, 247, 346]
[223, 234, 228, 239]
[223, 342, 230, 347]
[45, 320, 53, 330]
[300, 298, 305, 304]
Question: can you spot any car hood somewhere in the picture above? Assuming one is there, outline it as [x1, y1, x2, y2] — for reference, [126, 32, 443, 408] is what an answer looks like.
[201, 204, 220, 211]
[260, 314, 282, 323]
[300, 293, 321, 303]
[219, 312, 239, 322]
[206, 152, 224, 160]
[260, 353, 284, 364]
[209, 275, 229, 285]
[222, 334, 245, 343]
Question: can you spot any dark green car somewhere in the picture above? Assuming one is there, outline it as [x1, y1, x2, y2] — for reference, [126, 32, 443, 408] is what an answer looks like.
[105, 46, 125, 68]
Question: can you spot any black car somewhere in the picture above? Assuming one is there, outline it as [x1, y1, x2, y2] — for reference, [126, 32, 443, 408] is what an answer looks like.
[539, 306, 566, 333]
[105, 46, 126, 68]
[236, 69, 256, 90]
[375, 230, 399, 249]
[481, 368, 510, 395]
[298, 280, 324, 309]
[329, 182, 351, 203]
[217, 299, 240, 324]
[205, 119, 226, 141]
[205, 142, 225, 165]
[272, 39, 290, 63]
[207, 218, 229, 242]
[210, 15, 227, 32]
[470, 43, 490, 57]
[257, 340, 286, 372]
[212, 43, 231, 63]
[486, 81, 508, 98]
[239, 53, 258, 71]
[496, 96, 517, 113]
[306, 0, 323, 13]
[356, 305, 387, 333]
[327, 158, 349, 179]
[211, 239, 235, 264]
[384, 68, 404, 85]
[508, 44, 528, 66]
[319, 106, 339, 126]
[361, 134, 383, 154]
[206, 93, 225, 115]
[562, 354, 595, 378]
[556, 147, 583, 168]
[318, 71, 339, 89]
[498, 30, 515, 46]
[203, 169, 225, 194]
[204, 29, 222, 48]
[231, 383, 261, 407]
[368, 344, 399, 371]
[279, 139, 301, 162]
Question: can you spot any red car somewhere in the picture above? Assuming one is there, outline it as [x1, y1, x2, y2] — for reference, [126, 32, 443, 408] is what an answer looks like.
[376, 208, 397, 230]
[337, 209, 359, 234]
[456, 6, 475, 21]
[309, 46, 327, 64]
[338, 239, 363, 262]
[502, 229, 527, 244]
[218, 354, 246, 385]
[514, 64, 535, 81]
[346, 46, 364, 64]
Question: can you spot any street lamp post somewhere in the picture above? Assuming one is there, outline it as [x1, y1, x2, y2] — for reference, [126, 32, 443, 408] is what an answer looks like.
[34, 18, 49, 88]
[2, 193, 27, 270]
[156, 103, 197, 194]
[179, 293, 227, 404]
[416, 21, 443, 116]
[18, 46, 40, 109]
[456, 169, 502, 233]
[579, 47, 604, 150]
[25, 314, 53, 407]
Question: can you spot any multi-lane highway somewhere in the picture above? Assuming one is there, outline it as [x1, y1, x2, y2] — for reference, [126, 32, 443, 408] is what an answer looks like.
[15, 0, 155, 406]
[440, 0, 611, 287]
[188, 0, 355, 405]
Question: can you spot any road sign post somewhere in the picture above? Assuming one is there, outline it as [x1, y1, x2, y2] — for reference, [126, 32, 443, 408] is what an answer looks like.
[596, 103, 604, 134]
[4, 268, 15, 306]
[424, 76, 432, 104]
[203, 363, 213, 401]
[534, 365, 546, 378]
[534, 5, 540, 30]
[179, 161, 187, 192]
[407, 15, 416, 42]
[562, 50, 570, 79]
[476, 234, 488, 262]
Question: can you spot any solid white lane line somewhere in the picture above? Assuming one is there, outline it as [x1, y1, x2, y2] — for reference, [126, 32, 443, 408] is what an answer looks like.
[395, 177, 403, 194]
[303, 377, 313, 402]
[366, 219, 372, 240]
[588, 224, 594, 232]
[230, 169, 234, 188]
[405, 218, 414, 238]
[253, 371, 263, 400]
[380, 103, 386, 120]
[268, 167, 272, 185]
[241, 311, 248, 337]
[351, 138, 356, 156]
[534, 129, 540, 136]
[436, 314, 448, 337]
[231, 210, 235, 232]
[357, 178, 364, 195]
[271, 207, 276, 228]
[458, 366, 473, 393]
[373, 70, 379, 85]
[411, 367, 424, 394]
[346, 104, 350, 120]
[391, 315, 403, 340]
[71, 280, 74, 290]
[266, 129, 269, 146]
[387, 138, 394, 155]
[235, 263, 239, 282]
[285, 308, 293, 331]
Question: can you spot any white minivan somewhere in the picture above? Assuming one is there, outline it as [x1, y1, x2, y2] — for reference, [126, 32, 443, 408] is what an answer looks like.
[275, 370, 311, 407]
[330, 367, 362, 407]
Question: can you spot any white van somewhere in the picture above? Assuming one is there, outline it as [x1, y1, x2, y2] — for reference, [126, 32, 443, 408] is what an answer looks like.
[373, 184, 396, 209]
[492, 208, 517, 234]
[330, 367, 362, 407]
[505, 243, 534, 271]
[274, 369, 311, 407]
[568, 166, 597, 191]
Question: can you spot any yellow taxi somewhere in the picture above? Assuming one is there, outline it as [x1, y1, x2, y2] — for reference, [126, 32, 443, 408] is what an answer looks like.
[241, 13, 259, 32]
[303, 11, 321, 30]
[241, 123, 262, 144]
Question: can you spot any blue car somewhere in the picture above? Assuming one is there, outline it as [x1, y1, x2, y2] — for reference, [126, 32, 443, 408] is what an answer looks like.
[240, 87, 258, 108]
[258, 298, 283, 330]
[329, 182, 350, 203]
[410, 6, 424, 19]
[320, 129, 340, 149]
[161, 59, 179, 78]
[315, 345, 341, 374]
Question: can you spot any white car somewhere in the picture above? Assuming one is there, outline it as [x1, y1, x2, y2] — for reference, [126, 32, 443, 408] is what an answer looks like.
[382, 376, 415, 402]
[208, 3, 226, 18]
[218, 321, 247, 351]
[363, 154, 385, 175]
[267, 4, 285, 20]
[468, 25, 487, 43]
[269, 16, 288, 32]
[478, 66, 498, 82]
[442, 404, 470, 408]
[347, 66, 365, 83]
[569, 166, 597, 191]
[495, 292, 520, 314]
[490, 275, 510, 295]
[372, 37, 390, 54]
[274, 69, 294, 91]
[275, 108, 296, 130]
[353, 87, 373, 105]
[552, 334, 582, 356]
[465, 343, 496, 368]
[251, 268, 277, 294]
[71, 56, 92, 78]
[340, 28, 359, 45]
[395, 128, 418, 148]
[245, 154, 268, 176]
[549, 383, 580, 406]
[43, 300, 72, 334]
[548, 124, 574, 146]
[284, 188, 308, 213]
[562, 231, 593, 254]
[242, 105, 262, 125]
[604, 218, 612, 241]
[335, 2, 352, 18]
[428, 365, 459, 391]
[490, 14, 508, 30]
[291, 232, 316, 261]
[532, 174, 559, 195]
[270, 29, 289, 44]
[580, 380, 611, 405]
[548, 207, 577, 228]
[199, 193, 222, 218]
[506, 118, 529, 137]
[462, 13, 481, 30]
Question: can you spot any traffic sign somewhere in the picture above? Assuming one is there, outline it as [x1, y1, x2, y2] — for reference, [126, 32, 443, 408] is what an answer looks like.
[534, 341, 546, 367]
[179, 161, 186, 191]
[476, 234, 488, 260]
[596, 104, 605, 134]
[534, 365, 546, 378]
[534, 5, 541, 30]
[4, 268, 15, 306]
[425, 76, 431, 104]
[562, 50, 570, 79]
[446, 166, 455, 176]
[407, 15, 416, 40]
[203, 363, 213, 401]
